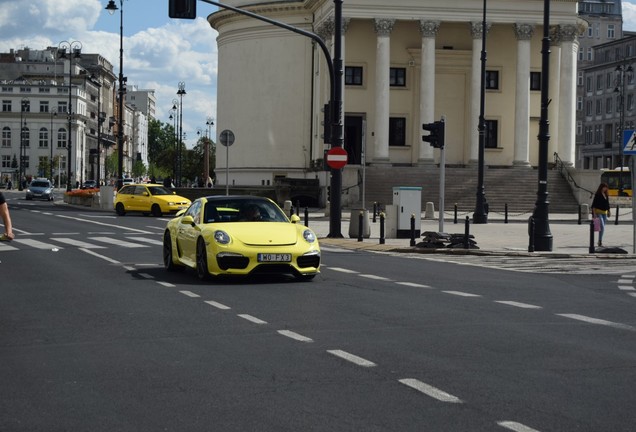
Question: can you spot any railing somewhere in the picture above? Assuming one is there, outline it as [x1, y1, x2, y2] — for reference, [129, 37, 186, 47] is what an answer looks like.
[553, 152, 594, 198]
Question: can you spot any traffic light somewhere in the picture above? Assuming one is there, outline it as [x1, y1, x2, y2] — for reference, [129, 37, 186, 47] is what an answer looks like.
[422, 119, 445, 148]
[322, 102, 333, 144]
[169, 0, 196, 19]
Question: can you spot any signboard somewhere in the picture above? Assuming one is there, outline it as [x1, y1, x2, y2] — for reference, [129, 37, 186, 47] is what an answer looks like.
[220, 129, 235, 147]
[326, 146, 348, 169]
[623, 129, 636, 155]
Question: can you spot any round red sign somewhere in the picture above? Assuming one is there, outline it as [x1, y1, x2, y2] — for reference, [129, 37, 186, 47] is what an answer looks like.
[326, 146, 348, 169]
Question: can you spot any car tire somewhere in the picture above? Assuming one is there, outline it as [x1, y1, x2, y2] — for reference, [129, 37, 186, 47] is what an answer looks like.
[151, 204, 162, 217]
[163, 231, 183, 272]
[115, 202, 126, 216]
[196, 238, 210, 281]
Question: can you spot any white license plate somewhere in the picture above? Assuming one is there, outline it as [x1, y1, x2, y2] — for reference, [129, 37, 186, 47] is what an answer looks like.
[257, 253, 291, 262]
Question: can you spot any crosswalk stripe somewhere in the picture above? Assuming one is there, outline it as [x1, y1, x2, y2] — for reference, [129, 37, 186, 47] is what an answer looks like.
[0, 243, 18, 251]
[126, 236, 163, 245]
[51, 238, 106, 249]
[12, 238, 63, 250]
[89, 236, 147, 248]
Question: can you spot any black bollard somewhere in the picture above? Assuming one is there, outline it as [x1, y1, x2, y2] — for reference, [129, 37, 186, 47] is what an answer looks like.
[289, 206, 294, 218]
[578, 205, 582, 225]
[505, 203, 509, 224]
[373, 202, 377, 223]
[296, 201, 300, 218]
[304, 207, 309, 227]
[358, 211, 364, 242]
[464, 216, 470, 249]
[614, 205, 619, 225]
[528, 217, 535, 252]
[410, 214, 416, 246]
[589, 219, 595, 254]
[454, 203, 458, 224]
[379, 212, 385, 244]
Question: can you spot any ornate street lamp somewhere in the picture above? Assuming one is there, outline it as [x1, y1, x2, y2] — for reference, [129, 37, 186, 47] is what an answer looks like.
[58, 40, 81, 191]
[49, 108, 57, 183]
[473, 0, 489, 224]
[205, 117, 214, 187]
[19, 98, 29, 191]
[169, 103, 178, 183]
[614, 62, 633, 196]
[176, 82, 186, 187]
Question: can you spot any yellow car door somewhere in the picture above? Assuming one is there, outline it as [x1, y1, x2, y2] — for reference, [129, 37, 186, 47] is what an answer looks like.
[177, 200, 202, 264]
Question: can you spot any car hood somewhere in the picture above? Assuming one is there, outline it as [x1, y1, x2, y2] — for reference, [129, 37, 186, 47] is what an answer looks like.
[227, 222, 299, 246]
[154, 195, 190, 204]
[29, 186, 51, 192]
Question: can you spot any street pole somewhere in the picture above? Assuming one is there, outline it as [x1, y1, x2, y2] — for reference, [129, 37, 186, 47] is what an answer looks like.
[58, 40, 81, 191]
[50, 109, 56, 183]
[531, 0, 553, 251]
[473, 0, 488, 224]
[177, 82, 186, 187]
[106, 0, 125, 190]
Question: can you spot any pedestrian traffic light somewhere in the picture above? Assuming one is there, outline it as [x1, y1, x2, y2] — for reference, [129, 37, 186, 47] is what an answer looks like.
[422, 119, 445, 148]
[169, 0, 196, 19]
[322, 102, 333, 144]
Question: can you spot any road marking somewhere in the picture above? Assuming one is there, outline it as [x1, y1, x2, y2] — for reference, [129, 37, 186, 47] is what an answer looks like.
[398, 378, 462, 403]
[327, 349, 377, 367]
[123, 266, 136, 271]
[618, 285, 636, 291]
[157, 281, 176, 288]
[277, 330, 313, 343]
[495, 301, 542, 309]
[137, 273, 153, 279]
[55, 214, 152, 233]
[620, 274, 635, 279]
[395, 282, 432, 289]
[629, 293, 636, 298]
[79, 248, 120, 264]
[12, 238, 62, 250]
[146, 225, 166, 230]
[618, 279, 633, 284]
[51, 237, 105, 249]
[497, 421, 542, 432]
[90, 236, 147, 248]
[557, 313, 636, 332]
[442, 290, 481, 298]
[238, 314, 268, 325]
[204, 300, 231, 310]
[126, 236, 163, 245]
[328, 267, 359, 274]
[0, 244, 18, 251]
[359, 274, 392, 281]
[179, 290, 200, 298]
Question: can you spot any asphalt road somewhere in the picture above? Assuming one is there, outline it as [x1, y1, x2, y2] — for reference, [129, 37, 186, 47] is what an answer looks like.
[1, 198, 636, 431]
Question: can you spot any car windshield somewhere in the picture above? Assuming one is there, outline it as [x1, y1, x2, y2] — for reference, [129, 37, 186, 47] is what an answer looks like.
[147, 186, 173, 196]
[31, 181, 50, 188]
[202, 199, 288, 223]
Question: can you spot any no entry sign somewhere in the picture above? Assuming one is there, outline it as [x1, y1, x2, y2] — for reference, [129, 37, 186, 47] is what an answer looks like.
[326, 146, 348, 169]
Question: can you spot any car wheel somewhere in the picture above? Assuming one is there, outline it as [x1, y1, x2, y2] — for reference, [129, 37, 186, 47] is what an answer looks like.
[196, 238, 210, 281]
[151, 204, 162, 217]
[163, 231, 184, 272]
[115, 202, 126, 216]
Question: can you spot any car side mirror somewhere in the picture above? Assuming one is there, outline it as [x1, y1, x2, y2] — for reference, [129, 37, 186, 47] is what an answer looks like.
[290, 214, 300, 224]
[143, 191, 149, 196]
[181, 215, 195, 226]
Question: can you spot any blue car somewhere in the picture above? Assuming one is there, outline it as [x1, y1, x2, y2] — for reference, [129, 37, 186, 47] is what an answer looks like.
[26, 178, 54, 201]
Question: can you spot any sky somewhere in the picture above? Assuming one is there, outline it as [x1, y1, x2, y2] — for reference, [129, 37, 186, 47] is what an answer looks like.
[2, 0, 636, 148]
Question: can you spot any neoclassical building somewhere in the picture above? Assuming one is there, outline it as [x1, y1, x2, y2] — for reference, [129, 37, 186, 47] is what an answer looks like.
[209, 0, 584, 203]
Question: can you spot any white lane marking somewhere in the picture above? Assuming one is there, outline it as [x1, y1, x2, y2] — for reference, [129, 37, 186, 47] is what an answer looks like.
[319, 246, 352, 253]
[618, 285, 636, 291]
[620, 275, 635, 279]
[51, 237, 105, 249]
[327, 349, 377, 367]
[123, 266, 136, 271]
[0, 244, 18, 251]
[146, 225, 166, 231]
[52, 232, 80, 235]
[157, 281, 176, 288]
[90, 236, 147, 248]
[55, 214, 152, 233]
[359, 274, 392, 281]
[12, 238, 63, 250]
[126, 236, 163, 245]
[204, 300, 231, 310]
[395, 282, 432, 289]
[618, 279, 633, 284]
[277, 330, 314, 343]
[179, 290, 200, 298]
[79, 248, 121, 264]
[398, 378, 462, 403]
[79, 213, 117, 219]
[497, 421, 542, 432]
[629, 293, 636, 298]
[137, 273, 153, 279]
[238, 314, 268, 325]
[442, 290, 481, 298]
[328, 267, 359, 274]
[557, 314, 636, 332]
[495, 301, 542, 309]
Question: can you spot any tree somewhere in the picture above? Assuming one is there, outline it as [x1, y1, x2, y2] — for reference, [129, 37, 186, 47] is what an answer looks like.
[131, 159, 146, 179]
[148, 118, 177, 177]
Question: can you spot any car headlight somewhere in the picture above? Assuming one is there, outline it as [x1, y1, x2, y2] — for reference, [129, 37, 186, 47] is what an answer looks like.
[168, 202, 176, 206]
[214, 230, 231, 244]
[303, 229, 316, 243]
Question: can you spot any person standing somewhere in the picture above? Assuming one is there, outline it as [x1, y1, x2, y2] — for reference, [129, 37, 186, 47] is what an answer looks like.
[591, 182, 611, 247]
[0, 191, 14, 241]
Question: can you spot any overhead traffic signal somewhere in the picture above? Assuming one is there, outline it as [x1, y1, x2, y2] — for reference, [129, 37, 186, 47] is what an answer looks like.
[169, 0, 196, 19]
[422, 119, 445, 149]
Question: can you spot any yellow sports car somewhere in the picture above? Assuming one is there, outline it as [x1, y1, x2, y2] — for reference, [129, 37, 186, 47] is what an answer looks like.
[114, 184, 191, 217]
[163, 196, 321, 280]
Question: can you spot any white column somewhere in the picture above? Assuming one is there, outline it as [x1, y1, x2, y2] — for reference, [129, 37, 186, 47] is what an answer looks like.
[548, 26, 561, 159]
[557, 24, 579, 166]
[469, 22, 490, 164]
[513, 23, 534, 167]
[373, 18, 395, 164]
[418, 20, 440, 164]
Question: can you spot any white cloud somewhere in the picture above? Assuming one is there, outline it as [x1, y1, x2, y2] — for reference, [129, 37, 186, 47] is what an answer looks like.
[624, 1, 636, 31]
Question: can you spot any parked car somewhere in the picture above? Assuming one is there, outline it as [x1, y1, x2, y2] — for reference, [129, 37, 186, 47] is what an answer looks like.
[26, 178, 54, 201]
[114, 184, 191, 217]
[82, 180, 98, 189]
[162, 196, 321, 280]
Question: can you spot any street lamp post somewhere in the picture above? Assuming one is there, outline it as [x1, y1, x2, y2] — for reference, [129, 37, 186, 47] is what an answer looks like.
[50, 108, 57, 182]
[206, 117, 214, 187]
[106, 0, 126, 190]
[473, 0, 489, 224]
[176, 82, 186, 187]
[19, 98, 28, 191]
[169, 103, 178, 183]
[58, 40, 81, 191]
[615, 61, 633, 196]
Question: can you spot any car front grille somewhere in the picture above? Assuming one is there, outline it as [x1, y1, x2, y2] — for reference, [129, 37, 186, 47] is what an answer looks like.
[297, 254, 320, 268]
[217, 255, 249, 270]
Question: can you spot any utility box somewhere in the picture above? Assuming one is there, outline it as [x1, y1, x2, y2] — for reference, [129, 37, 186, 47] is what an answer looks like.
[392, 186, 422, 238]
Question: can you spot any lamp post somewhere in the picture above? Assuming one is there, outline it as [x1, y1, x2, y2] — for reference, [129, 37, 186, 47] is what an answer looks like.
[206, 117, 214, 187]
[89, 71, 104, 185]
[473, 0, 489, 224]
[176, 82, 186, 187]
[58, 40, 81, 191]
[19, 98, 28, 191]
[106, 0, 126, 190]
[49, 108, 57, 183]
[614, 61, 633, 196]
[169, 103, 178, 183]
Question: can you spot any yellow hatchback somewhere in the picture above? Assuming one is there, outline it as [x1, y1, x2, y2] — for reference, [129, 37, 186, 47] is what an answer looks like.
[114, 184, 191, 217]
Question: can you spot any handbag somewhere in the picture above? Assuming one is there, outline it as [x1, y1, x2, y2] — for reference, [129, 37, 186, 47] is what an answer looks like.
[593, 217, 601, 232]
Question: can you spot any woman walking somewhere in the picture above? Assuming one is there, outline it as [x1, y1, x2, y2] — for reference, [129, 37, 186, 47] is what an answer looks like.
[591, 182, 611, 247]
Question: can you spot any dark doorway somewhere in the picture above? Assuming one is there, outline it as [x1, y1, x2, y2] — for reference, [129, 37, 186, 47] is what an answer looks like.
[344, 115, 363, 165]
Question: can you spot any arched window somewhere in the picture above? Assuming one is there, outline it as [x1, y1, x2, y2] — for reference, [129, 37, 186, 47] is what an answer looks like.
[57, 128, 67, 148]
[1, 127, 10, 147]
[39, 127, 49, 148]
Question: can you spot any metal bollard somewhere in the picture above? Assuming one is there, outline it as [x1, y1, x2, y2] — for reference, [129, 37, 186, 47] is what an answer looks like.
[615, 205, 619, 225]
[289, 207, 294, 217]
[454, 203, 458, 224]
[296, 201, 300, 218]
[304, 207, 309, 227]
[578, 204, 582, 225]
[528, 217, 535, 252]
[589, 219, 595, 254]
[357, 211, 364, 242]
[464, 216, 470, 249]
[373, 202, 377, 223]
[410, 214, 416, 246]
[504, 203, 509, 224]
[379, 212, 385, 244]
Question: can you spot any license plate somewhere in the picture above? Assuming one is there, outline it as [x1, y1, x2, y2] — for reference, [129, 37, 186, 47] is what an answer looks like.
[257, 253, 291, 262]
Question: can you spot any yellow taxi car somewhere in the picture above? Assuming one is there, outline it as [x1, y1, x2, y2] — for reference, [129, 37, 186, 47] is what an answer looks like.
[114, 184, 191, 217]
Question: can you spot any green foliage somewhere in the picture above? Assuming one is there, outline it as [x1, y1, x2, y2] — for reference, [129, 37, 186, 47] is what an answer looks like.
[131, 159, 146, 178]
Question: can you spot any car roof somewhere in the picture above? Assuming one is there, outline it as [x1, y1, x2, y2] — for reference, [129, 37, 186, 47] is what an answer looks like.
[203, 195, 273, 203]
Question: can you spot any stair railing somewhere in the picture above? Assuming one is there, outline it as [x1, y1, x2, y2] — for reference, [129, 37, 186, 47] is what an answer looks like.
[553, 152, 594, 198]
